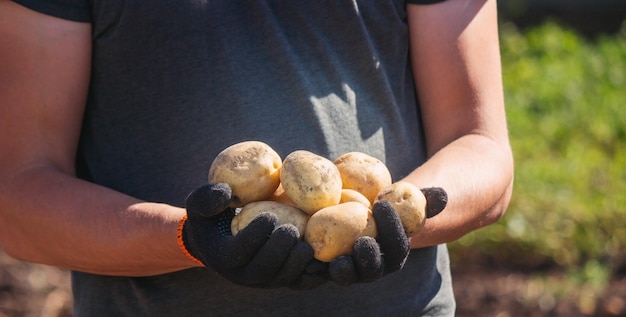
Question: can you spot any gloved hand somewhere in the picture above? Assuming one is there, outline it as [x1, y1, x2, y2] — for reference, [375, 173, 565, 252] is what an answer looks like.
[328, 187, 448, 285]
[178, 183, 326, 289]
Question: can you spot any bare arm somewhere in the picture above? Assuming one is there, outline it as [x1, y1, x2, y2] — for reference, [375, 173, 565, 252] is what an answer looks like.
[0, 1, 198, 276]
[405, 0, 514, 248]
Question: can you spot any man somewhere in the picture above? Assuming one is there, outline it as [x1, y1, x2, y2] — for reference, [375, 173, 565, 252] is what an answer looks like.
[0, 0, 513, 315]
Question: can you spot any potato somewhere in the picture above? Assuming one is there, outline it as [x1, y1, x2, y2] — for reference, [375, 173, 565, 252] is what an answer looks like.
[231, 201, 309, 238]
[305, 202, 377, 262]
[280, 150, 342, 215]
[334, 152, 392, 204]
[339, 189, 371, 209]
[208, 141, 282, 208]
[375, 181, 426, 237]
[268, 183, 298, 208]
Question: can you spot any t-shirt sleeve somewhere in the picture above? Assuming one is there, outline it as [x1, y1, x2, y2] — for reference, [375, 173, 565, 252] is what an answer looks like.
[406, 0, 448, 4]
[12, 0, 90, 22]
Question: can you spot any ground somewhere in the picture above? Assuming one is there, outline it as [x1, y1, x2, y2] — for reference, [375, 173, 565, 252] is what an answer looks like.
[452, 266, 626, 317]
[1, 251, 624, 317]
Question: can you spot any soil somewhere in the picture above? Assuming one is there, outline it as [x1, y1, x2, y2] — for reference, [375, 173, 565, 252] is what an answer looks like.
[452, 266, 626, 317]
[1, 250, 624, 317]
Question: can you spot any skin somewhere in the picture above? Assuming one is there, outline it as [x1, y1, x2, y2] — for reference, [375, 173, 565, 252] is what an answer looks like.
[0, 0, 512, 276]
[0, 1, 194, 276]
[404, 0, 514, 248]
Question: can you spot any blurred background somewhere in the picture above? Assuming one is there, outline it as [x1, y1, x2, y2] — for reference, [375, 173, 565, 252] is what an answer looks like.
[1, 1, 625, 316]
[453, 0, 626, 316]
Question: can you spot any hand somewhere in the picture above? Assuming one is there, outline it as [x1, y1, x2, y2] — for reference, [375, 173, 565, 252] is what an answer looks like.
[179, 183, 326, 289]
[328, 187, 448, 285]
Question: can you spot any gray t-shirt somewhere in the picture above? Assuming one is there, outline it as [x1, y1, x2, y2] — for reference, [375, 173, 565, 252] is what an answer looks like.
[13, 0, 455, 315]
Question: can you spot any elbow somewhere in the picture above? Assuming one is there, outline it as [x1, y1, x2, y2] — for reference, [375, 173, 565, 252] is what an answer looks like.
[489, 142, 514, 223]
[477, 145, 514, 229]
[0, 230, 25, 263]
[0, 226, 45, 265]
[481, 171, 514, 228]
[0, 217, 23, 262]
[0, 194, 34, 264]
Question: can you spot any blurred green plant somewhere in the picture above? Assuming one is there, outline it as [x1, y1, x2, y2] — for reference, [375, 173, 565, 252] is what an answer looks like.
[450, 20, 626, 281]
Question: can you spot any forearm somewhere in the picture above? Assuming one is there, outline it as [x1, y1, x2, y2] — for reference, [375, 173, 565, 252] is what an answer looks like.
[0, 166, 199, 276]
[403, 0, 513, 248]
[403, 133, 513, 248]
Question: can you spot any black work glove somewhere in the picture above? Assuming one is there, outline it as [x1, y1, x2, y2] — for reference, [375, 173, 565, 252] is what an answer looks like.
[328, 187, 448, 285]
[179, 183, 326, 289]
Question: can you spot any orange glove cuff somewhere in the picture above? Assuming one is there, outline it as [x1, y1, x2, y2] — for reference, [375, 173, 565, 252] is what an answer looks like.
[177, 215, 204, 266]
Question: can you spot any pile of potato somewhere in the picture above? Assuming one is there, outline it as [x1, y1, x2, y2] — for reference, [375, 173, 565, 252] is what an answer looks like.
[208, 141, 427, 262]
